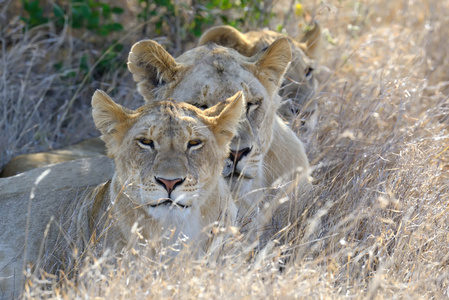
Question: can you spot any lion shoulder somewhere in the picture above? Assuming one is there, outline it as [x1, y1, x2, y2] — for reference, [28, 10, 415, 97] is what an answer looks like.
[1, 138, 106, 177]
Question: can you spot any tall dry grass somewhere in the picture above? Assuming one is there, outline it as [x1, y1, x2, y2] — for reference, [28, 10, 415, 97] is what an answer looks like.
[2, 0, 449, 298]
[0, 4, 142, 167]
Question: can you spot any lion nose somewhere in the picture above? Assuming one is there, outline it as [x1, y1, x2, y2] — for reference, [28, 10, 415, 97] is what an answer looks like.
[229, 147, 252, 165]
[155, 177, 185, 196]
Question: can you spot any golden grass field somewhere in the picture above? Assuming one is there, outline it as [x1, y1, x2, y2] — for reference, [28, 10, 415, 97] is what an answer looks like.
[1, 0, 449, 298]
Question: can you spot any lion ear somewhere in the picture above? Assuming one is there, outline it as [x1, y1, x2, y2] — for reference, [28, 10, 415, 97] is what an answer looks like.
[198, 26, 253, 56]
[128, 40, 181, 100]
[92, 90, 133, 157]
[298, 20, 321, 59]
[253, 37, 292, 88]
[207, 91, 245, 146]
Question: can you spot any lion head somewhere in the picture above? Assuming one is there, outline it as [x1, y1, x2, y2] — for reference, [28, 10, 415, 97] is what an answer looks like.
[127, 38, 311, 228]
[198, 22, 321, 124]
[91, 89, 244, 249]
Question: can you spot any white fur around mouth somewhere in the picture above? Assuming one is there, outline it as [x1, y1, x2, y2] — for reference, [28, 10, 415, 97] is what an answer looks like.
[149, 198, 190, 209]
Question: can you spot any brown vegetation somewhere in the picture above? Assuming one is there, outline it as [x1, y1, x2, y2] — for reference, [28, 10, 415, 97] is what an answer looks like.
[1, 0, 449, 298]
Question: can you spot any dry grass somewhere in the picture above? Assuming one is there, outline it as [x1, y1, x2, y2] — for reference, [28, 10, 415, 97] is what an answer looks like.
[2, 0, 449, 298]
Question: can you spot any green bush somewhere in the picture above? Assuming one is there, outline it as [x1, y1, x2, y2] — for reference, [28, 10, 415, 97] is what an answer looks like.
[20, 0, 273, 42]
[19, 0, 273, 83]
[21, 0, 124, 35]
[136, 0, 273, 40]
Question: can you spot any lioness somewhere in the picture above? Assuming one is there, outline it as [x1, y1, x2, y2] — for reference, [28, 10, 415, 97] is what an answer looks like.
[198, 21, 321, 124]
[127, 38, 311, 227]
[0, 90, 243, 298]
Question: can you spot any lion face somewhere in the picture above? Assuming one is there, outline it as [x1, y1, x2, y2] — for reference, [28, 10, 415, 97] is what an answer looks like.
[92, 90, 243, 225]
[198, 23, 321, 124]
[127, 38, 291, 197]
[276, 45, 319, 123]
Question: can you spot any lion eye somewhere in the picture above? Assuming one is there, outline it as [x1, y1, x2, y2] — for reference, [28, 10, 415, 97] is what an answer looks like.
[187, 140, 202, 149]
[193, 103, 208, 110]
[305, 66, 314, 78]
[246, 96, 263, 115]
[246, 102, 260, 115]
[137, 138, 154, 149]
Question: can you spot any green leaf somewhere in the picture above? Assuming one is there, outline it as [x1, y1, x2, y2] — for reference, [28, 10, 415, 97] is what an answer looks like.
[113, 43, 124, 51]
[72, 3, 91, 19]
[97, 23, 123, 35]
[220, 0, 232, 10]
[80, 54, 89, 72]
[54, 62, 63, 71]
[19, 16, 30, 25]
[101, 4, 111, 17]
[108, 22, 123, 31]
[52, 4, 65, 19]
[27, 0, 40, 12]
[87, 15, 99, 29]
[111, 7, 124, 14]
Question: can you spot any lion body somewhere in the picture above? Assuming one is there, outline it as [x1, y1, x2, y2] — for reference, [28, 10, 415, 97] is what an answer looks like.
[0, 91, 242, 298]
[0, 156, 113, 299]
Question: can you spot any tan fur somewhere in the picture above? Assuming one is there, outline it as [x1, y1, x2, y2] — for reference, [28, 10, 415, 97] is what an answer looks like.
[198, 21, 321, 124]
[0, 91, 243, 298]
[127, 39, 312, 231]
[0, 138, 107, 177]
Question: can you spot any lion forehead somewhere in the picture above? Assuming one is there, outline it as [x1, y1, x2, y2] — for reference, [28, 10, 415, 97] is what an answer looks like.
[129, 109, 205, 140]
[166, 64, 266, 107]
[177, 44, 248, 64]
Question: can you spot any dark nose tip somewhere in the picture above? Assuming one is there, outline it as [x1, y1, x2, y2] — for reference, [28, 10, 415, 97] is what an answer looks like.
[229, 147, 252, 164]
[155, 177, 185, 196]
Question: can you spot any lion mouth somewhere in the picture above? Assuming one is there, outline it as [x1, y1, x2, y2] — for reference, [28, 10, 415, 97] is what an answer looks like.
[222, 162, 254, 180]
[149, 198, 190, 209]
